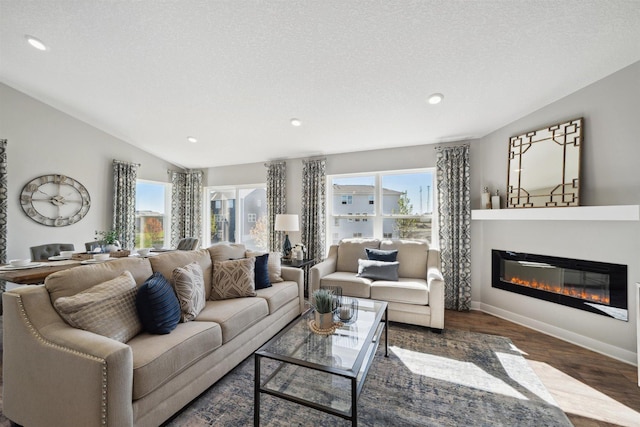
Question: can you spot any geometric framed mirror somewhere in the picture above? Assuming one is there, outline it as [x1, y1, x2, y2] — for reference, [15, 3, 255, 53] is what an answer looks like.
[507, 117, 582, 208]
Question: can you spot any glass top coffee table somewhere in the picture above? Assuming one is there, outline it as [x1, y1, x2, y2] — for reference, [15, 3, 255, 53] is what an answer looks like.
[254, 298, 388, 426]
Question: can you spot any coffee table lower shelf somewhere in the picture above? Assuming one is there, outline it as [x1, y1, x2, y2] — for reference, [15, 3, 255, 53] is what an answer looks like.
[254, 300, 388, 426]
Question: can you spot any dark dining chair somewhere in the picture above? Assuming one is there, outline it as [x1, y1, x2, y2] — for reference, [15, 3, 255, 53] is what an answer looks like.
[85, 241, 104, 252]
[176, 237, 199, 251]
[30, 243, 75, 261]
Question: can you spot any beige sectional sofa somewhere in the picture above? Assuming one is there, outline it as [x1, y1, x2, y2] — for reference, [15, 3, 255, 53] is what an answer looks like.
[2, 244, 304, 427]
[309, 238, 444, 330]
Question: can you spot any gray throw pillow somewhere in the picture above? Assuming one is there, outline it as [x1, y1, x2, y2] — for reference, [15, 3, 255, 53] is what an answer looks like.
[365, 247, 398, 262]
[357, 259, 400, 281]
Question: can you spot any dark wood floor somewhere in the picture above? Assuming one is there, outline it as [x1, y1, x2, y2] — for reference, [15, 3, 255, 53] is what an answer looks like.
[445, 310, 640, 427]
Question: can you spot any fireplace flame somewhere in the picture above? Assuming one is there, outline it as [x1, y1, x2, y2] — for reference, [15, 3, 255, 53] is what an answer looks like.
[506, 276, 610, 305]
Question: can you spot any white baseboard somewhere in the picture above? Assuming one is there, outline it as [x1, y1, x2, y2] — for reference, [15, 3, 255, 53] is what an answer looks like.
[469, 301, 637, 366]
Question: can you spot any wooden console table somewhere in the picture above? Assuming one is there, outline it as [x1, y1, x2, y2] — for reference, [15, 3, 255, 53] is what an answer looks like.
[0, 260, 82, 285]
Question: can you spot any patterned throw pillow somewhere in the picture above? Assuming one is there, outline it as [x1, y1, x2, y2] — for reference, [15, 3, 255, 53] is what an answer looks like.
[53, 271, 142, 343]
[136, 272, 182, 334]
[245, 250, 284, 283]
[171, 262, 206, 322]
[211, 258, 256, 300]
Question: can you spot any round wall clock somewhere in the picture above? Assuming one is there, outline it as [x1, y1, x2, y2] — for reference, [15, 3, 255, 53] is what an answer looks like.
[20, 174, 91, 227]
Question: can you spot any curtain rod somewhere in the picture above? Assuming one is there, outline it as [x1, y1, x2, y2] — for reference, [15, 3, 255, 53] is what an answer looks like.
[264, 160, 286, 167]
[434, 143, 470, 151]
[113, 159, 141, 167]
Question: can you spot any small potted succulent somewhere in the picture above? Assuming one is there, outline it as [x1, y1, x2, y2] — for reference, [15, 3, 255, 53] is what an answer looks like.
[311, 288, 336, 329]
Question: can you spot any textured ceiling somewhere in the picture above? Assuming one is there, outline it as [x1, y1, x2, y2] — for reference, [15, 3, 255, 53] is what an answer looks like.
[1, 1, 639, 169]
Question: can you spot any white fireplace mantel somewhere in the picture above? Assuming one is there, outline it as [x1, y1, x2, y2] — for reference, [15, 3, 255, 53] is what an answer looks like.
[471, 205, 640, 221]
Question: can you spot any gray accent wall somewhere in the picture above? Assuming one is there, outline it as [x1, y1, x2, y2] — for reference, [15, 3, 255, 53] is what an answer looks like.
[0, 83, 180, 262]
[471, 61, 640, 364]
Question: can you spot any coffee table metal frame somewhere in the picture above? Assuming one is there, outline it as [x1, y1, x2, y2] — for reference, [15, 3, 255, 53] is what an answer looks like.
[254, 299, 388, 426]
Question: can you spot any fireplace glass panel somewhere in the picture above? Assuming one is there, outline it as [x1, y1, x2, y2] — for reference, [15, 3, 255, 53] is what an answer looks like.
[502, 260, 610, 305]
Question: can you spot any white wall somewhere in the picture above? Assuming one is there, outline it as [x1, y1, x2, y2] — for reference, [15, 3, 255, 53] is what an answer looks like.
[471, 61, 640, 364]
[204, 142, 464, 246]
[0, 83, 180, 261]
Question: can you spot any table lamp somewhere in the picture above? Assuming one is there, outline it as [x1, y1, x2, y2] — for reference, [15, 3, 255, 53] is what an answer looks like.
[274, 214, 299, 259]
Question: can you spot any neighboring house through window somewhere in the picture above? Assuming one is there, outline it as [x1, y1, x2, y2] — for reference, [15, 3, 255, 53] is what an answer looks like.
[204, 185, 268, 251]
[327, 169, 436, 249]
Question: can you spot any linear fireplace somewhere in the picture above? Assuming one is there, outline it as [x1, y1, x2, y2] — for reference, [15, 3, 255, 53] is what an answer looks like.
[492, 250, 628, 321]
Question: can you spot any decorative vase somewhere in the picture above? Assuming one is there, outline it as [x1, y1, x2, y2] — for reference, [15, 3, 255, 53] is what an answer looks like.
[104, 244, 119, 253]
[315, 311, 334, 329]
[482, 187, 491, 209]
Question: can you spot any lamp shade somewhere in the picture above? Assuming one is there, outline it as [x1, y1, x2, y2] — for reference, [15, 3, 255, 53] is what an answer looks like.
[274, 214, 299, 232]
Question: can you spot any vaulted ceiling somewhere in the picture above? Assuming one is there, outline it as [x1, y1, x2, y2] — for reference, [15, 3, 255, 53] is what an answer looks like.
[1, 1, 639, 169]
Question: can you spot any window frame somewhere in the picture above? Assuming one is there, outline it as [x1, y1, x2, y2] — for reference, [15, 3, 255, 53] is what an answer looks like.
[135, 179, 172, 249]
[202, 183, 267, 249]
[326, 168, 437, 250]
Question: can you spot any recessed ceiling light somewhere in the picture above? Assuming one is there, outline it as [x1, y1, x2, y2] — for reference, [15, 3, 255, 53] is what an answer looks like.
[187, 136, 198, 143]
[25, 35, 47, 51]
[427, 93, 444, 105]
[290, 118, 302, 127]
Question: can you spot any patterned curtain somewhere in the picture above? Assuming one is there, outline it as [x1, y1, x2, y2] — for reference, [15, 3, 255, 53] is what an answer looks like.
[436, 145, 471, 311]
[113, 160, 138, 250]
[170, 170, 203, 248]
[266, 161, 286, 252]
[0, 140, 6, 314]
[301, 158, 326, 262]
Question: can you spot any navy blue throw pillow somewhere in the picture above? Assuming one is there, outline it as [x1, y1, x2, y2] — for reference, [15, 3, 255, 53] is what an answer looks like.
[254, 253, 272, 290]
[366, 247, 398, 262]
[136, 272, 181, 334]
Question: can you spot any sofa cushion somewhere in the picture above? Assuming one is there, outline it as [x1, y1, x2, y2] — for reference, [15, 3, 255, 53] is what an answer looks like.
[255, 280, 299, 314]
[136, 272, 181, 334]
[380, 240, 429, 279]
[336, 239, 380, 273]
[46, 257, 153, 303]
[357, 259, 399, 281]
[246, 250, 284, 283]
[370, 278, 429, 305]
[211, 258, 257, 300]
[53, 271, 142, 343]
[172, 262, 206, 322]
[196, 297, 269, 343]
[208, 242, 247, 263]
[128, 321, 222, 400]
[320, 271, 372, 298]
[366, 247, 398, 262]
[149, 249, 213, 299]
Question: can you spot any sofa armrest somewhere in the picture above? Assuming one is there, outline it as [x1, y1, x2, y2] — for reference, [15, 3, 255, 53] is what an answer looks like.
[3, 286, 134, 427]
[309, 260, 336, 295]
[280, 266, 305, 313]
[427, 266, 445, 330]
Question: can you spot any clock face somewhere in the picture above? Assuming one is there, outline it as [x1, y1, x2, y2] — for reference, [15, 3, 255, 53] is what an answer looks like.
[20, 174, 91, 227]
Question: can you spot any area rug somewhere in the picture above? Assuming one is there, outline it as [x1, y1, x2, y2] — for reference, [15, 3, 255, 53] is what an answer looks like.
[162, 324, 571, 426]
[0, 318, 571, 426]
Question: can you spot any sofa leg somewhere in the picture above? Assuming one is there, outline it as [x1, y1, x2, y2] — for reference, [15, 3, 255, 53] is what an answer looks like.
[430, 328, 443, 334]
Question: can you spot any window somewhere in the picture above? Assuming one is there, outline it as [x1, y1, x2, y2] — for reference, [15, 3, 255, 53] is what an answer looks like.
[204, 185, 268, 251]
[327, 169, 436, 247]
[135, 180, 171, 249]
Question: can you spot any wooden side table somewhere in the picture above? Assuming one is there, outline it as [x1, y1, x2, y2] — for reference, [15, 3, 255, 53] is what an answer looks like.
[281, 258, 315, 297]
